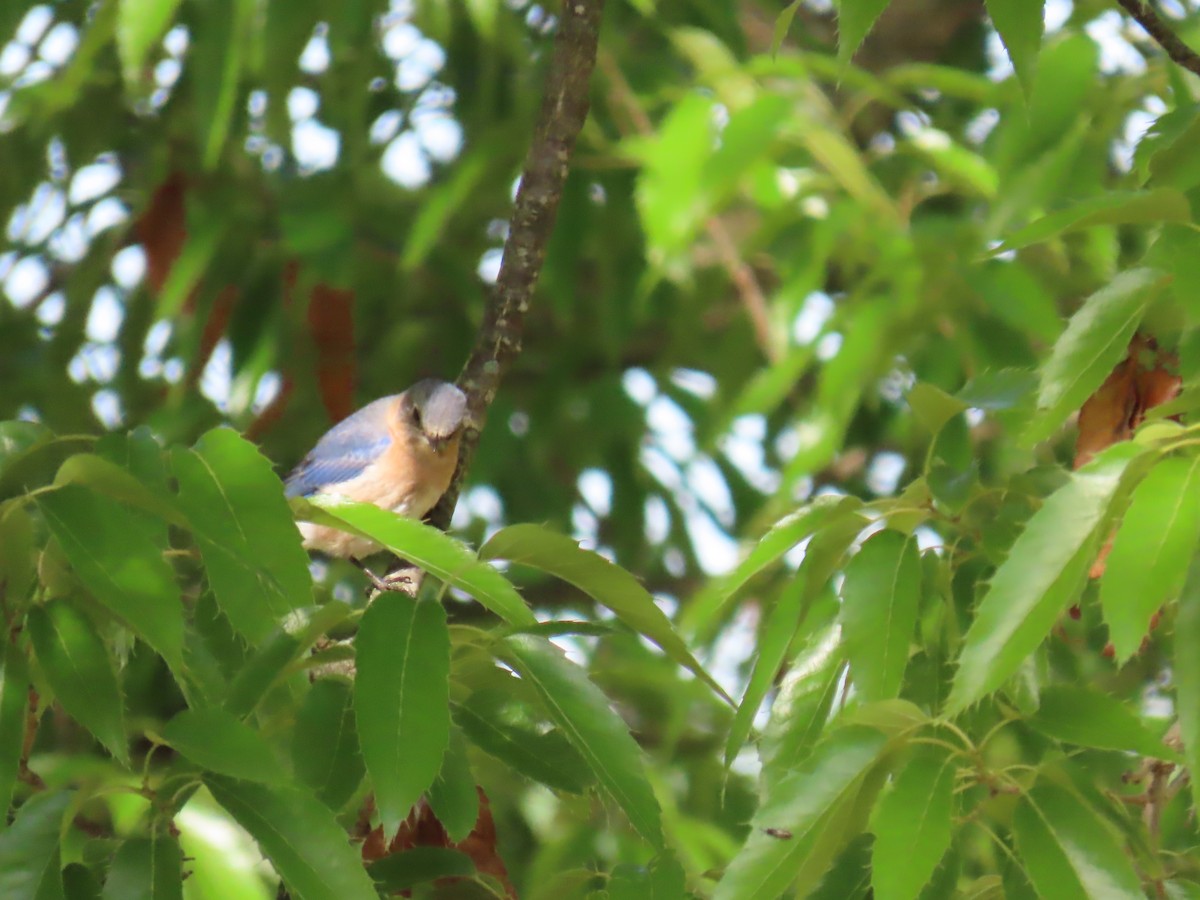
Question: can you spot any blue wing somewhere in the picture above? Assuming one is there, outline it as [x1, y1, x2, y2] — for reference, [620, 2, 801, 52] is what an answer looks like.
[284, 396, 396, 498]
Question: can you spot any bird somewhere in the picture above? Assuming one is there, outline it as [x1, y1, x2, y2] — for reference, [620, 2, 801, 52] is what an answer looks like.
[285, 378, 467, 590]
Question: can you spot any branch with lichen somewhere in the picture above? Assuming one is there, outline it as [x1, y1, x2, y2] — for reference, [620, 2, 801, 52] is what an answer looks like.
[420, 0, 606, 536]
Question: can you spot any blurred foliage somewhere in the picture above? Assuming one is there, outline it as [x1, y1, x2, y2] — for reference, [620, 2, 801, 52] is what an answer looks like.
[3, 0, 1200, 896]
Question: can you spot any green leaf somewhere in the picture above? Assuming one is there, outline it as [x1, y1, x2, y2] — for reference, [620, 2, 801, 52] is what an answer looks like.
[36, 486, 184, 673]
[1029, 685, 1180, 760]
[1012, 783, 1143, 900]
[205, 776, 377, 900]
[761, 624, 844, 786]
[116, 0, 184, 86]
[298, 499, 534, 626]
[683, 495, 863, 638]
[53, 454, 183, 528]
[499, 634, 664, 847]
[841, 531, 921, 701]
[28, 601, 127, 765]
[190, 0, 254, 167]
[772, 0, 802, 56]
[224, 602, 354, 718]
[998, 190, 1190, 253]
[480, 523, 729, 702]
[946, 444, 1141, 712]
[172, 429, 313, 642]
[0, 505, 36, 610]
[101, 836, 183, 900]
[715, 726, 887, 900]
[1027, 268, 1167, 444]
[1100, 455, 1200, 662]
[1174, 560, 1200, 813]
[454, 691, 593, 795]
[0, 791, 71, 900]
[161, 708, 284, 782]
[292, 679, 364, 811]
[0, 641, 28, 822]
[871, 746, 956, 900]
[366, 849, 474, 893]
[837, 0, 893, 64]
[609, 855, 687, 900]
[725, 575, 807, 766]
[428, 727, 479, 844]
[355, 595, 450, 838]
[985, 0, 1043, 96]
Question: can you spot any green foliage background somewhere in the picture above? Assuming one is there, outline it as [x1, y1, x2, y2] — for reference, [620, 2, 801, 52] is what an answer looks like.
[2, 0, 1200, 896]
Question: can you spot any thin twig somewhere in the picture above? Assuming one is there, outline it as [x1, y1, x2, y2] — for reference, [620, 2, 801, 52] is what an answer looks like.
[423, 0, 606, 533]
[1115, 0, 1200, 78]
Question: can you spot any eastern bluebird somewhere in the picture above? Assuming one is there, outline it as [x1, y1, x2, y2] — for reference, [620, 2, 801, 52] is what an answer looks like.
[286, 379, 467, 583]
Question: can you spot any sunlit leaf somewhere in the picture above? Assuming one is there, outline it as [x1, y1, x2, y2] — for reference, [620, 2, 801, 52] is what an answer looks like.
[870, 746, 956, 900]
[116, 0, 184, 87]
[1100, 455, 1200, 662]
[841, 531, 920, 702]
[947, 443, 1142, 711]
[1028, 685, 1180, 760]
[985, 0, 1042, 96]
[837, 0, 892, 64]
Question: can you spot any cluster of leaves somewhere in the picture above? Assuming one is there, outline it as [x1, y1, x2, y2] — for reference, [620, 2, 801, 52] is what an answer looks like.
[4, 0, 1200, 897]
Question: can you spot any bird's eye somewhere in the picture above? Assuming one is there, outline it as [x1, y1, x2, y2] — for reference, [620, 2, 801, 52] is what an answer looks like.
[412, 407, 423, 429]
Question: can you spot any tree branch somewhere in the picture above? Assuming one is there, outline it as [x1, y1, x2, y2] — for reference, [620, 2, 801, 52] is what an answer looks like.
[424, 0, 606, 532]
[1115, 0, 1200, 78]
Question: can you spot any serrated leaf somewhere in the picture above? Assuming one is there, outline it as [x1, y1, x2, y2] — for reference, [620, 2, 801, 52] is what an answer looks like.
[205, 776, 377, 900]
[946, 444, 1141, 712]
[0, 641, 28, 822]
[985, 0, 1042, 95]
[36, 486, 184, 673]
[1029, 685, 1180, 760]
[366, 848, 475, 893]
[101, 836, 183, 900]
[1012, 784, 1142, 899]
[116, 0, 184, 86]
[500, 634, 664, 847]
[684, 495, 863, 639]
[1175, 560, 1200, 813]
[0, 791, 71, 900]
[28, 601, 127, 765]
[454, 691, 593, 794]
[355, 595, 450, 838]
[298, 498, 534, 626]
[871, 746, 956, 900]
[292, 679, 364, 811]
[1027, 268, 1167, 444]
[428, 727, 478, 844]
[715, 726, 887, 900]
[772, 0, 802, 56]
[480, 523, 729, 702]
[162, 708, 284, 782]
[997, 190, 1190, 253]
[760, 624, 844, 787]
[838, 0, 893, 64]
[53, 454, 183, 528]
[173, 429, 313, 642]
[1101, 455, 1200, 662]
[725, 575, 807, 766]
[223, 602, 354, 718]
[841, 531, 921, 701]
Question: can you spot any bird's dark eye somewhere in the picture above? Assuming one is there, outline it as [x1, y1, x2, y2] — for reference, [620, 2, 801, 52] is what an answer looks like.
[412, 407, 423, 429]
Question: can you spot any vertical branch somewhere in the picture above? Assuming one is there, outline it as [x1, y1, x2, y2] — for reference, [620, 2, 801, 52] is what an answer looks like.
[426, 0, 606, 529]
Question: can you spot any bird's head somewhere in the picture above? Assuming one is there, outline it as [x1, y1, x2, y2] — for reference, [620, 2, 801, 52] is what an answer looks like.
[400, 379, 467, 453]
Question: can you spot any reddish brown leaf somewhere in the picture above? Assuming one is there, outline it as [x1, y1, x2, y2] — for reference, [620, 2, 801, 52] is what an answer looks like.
[136, 173, 188, 295]
[186, 286, 238, 387]
[307, 284, 357, 422]
[1078, 335, 1183, 580]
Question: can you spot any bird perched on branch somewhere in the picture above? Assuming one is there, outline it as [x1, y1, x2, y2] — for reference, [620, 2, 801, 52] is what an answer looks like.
[285, 378, 467, 588]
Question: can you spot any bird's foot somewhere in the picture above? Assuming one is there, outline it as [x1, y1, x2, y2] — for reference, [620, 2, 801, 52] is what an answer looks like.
[350, 558, 413, 595]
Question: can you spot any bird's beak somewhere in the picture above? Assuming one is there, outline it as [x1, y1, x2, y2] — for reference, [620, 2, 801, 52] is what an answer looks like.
[427, 433, 451, 452]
